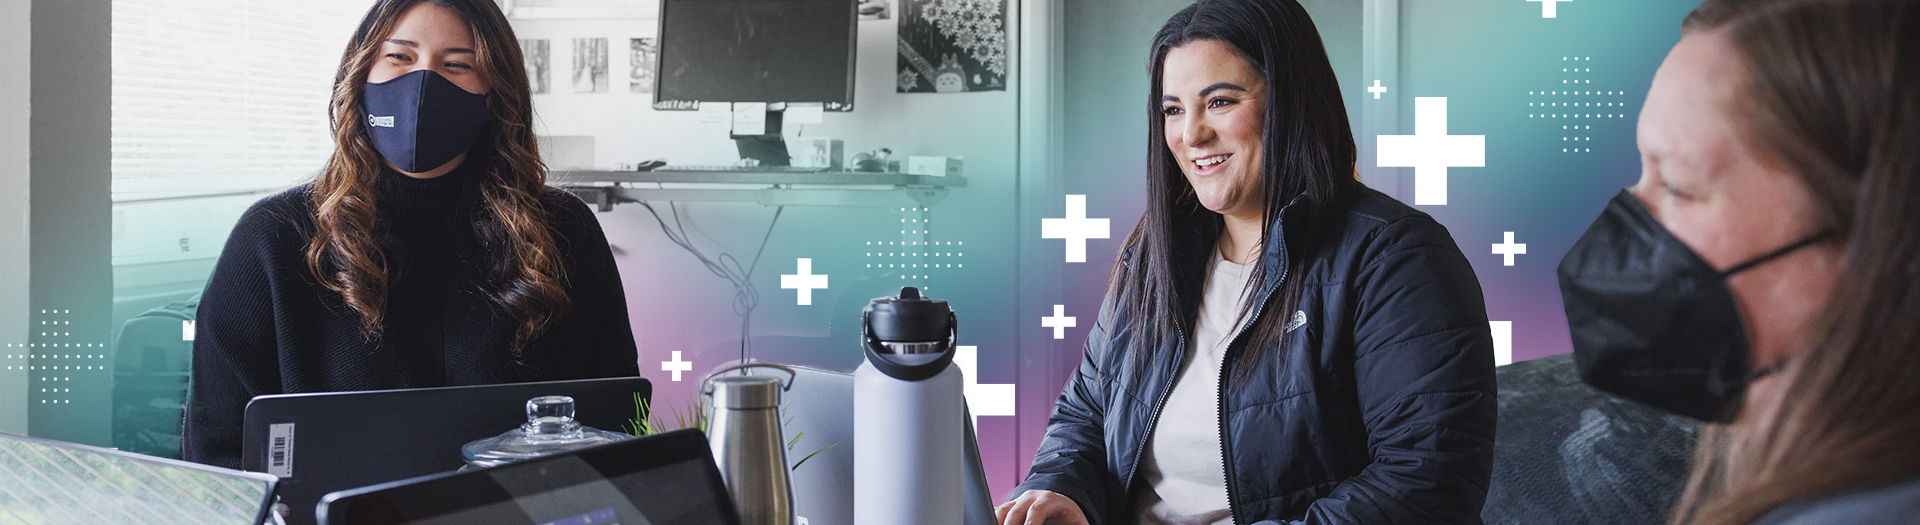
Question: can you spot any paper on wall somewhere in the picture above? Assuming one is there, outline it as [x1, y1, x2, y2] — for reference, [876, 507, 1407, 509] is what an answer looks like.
[697, 102, 733, 131]
[786, 104, 825, 125]
[732, 101, 768, 135]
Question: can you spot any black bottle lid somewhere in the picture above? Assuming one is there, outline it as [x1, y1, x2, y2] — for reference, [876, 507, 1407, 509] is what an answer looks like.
[864, 287, 952, 342]
[860, 287, 959, 381]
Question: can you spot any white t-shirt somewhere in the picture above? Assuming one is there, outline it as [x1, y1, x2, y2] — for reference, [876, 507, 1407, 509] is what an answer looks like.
[1134, 249, 1251, 525]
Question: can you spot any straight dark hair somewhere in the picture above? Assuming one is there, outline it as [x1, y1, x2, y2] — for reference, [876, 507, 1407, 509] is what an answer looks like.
[1113, 0, 1355, 383]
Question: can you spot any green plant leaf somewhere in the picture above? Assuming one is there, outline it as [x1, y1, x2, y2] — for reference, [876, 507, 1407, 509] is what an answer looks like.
[791, 444, 835, 471]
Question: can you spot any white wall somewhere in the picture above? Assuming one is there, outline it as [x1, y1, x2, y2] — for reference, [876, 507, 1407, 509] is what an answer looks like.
[510, 10, 1022, 367]
[510, 6, 1030, 491]
[0, 0, 29, 435]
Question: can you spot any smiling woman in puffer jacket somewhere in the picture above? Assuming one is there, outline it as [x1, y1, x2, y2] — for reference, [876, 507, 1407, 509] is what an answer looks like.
[996, 1, 1498, 524]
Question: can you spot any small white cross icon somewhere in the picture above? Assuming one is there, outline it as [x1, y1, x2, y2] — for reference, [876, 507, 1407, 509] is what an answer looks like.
[1042, 195, 1110, 263]
[955, 345, 1015, 428]
[1377, 97, 1485, 205]
[781, 258, 829, 305]
[1041, 305, 1076, 339]
[662, 351, 693, 382]
[1492, 231, 1527, 266]
[1529, 0, 1570, 18]
[1368, 80, 1388, 100]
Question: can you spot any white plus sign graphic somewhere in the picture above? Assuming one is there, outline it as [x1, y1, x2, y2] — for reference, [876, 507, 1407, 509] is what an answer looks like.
[1490, 321, 1514, 366]
[1368, 80, 1388, 100]
[954, 345, 1015, 428]
[1493, 231, 1527, 266]
[662, 351, 693, 381]
[1528, 0, 1570, 18]
[780, 258, 829, 305]
[1042, 195, 1110, 263]
[1041, 305, 1076, 339]
[1378, 97, 1485, 205]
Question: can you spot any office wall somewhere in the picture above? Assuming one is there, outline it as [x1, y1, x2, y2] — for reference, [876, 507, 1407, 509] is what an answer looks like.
[1, 0, 31, 435]
[510, 5, 1031, 491]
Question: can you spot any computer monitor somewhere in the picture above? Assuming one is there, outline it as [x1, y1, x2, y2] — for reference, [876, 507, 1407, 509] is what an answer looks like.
[652, 0, 859, 112]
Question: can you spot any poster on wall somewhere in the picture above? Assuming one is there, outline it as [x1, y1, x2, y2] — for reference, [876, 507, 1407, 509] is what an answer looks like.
[896, 0, 1007, 93]
[629, 37, 657, 94]
[573, 37, 609, 94]
[520, 38, 550, 94]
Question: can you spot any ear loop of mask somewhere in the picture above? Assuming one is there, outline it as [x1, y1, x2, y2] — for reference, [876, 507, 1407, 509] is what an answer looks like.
[1717, 229, 1838, 277]
[1716, 228, 1836, 383]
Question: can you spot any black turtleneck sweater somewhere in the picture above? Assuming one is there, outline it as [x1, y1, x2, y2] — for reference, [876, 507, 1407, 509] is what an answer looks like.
[184, 162, 640, 469]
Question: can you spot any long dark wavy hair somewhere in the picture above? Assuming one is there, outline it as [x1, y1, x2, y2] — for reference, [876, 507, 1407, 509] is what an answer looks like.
[1669, 1, 1920, 524]
[1113, 0, 1355, 382]
[308, 0, 568, 355]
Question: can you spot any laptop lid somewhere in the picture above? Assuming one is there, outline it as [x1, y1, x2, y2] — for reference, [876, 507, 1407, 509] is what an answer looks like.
[0, 431, 278, 525]
[317, 428, 738, 525]
[743, 364, 996, 525]
[242, 377, 652, 525]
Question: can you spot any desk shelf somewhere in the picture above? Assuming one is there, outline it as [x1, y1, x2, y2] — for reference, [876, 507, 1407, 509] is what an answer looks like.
[553, 169, 968, 188]
[554, 169, 967, 212]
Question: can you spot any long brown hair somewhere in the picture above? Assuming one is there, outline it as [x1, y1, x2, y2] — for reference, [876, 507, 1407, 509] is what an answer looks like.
[1117, 0, 1355, 382]
[308, 0, 569, 355]
[1671, 1, 1920, 524]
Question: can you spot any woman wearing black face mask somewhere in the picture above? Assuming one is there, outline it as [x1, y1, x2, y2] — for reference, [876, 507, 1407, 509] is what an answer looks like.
[1558, 0, 1920, 524]
[183, 0, 640, 469]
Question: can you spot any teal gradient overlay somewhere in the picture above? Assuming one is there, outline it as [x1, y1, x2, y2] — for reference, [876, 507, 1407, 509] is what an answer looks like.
[18, 0, 1728, 505]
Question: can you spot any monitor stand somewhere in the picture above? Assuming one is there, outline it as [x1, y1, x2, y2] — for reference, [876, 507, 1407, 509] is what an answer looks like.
[731, 109, 790, 166]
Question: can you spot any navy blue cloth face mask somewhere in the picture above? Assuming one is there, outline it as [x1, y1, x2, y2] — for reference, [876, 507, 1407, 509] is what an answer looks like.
[361, 69, 490, 173]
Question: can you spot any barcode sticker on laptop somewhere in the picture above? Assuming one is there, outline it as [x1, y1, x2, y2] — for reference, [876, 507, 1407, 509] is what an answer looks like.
[267, 423, 295, 478]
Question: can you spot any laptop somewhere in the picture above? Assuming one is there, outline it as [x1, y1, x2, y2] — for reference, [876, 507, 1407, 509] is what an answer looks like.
[0, 431, 278, 525]
[242, 377, 652, 525]
[739, 364, 997, 525]
[317, 428, 738, 525]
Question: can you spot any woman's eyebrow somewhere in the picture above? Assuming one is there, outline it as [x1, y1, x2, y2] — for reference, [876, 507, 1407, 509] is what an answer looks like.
[383, 38, 475, 54]
[1199, 82, 1247, 97]
[1163, 82, 1247, 103]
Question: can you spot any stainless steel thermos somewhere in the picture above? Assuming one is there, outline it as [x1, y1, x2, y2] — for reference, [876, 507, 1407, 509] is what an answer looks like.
[705, 363, 798, 525]
[855, 287, 964, 525]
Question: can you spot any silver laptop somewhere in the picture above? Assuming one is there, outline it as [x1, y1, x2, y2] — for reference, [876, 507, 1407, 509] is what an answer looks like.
[737, 364, 996, 525]
[0, 431, 278, 525]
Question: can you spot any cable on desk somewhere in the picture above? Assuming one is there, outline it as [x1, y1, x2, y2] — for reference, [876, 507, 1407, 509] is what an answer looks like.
[637, 200, 785, 371]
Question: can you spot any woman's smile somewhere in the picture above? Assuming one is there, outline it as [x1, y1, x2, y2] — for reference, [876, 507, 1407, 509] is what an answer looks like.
[1191, 153, 1233, 177]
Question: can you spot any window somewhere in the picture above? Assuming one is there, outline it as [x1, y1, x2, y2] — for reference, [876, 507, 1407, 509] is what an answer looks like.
[111, 0, 374, 200]
[106, 0, 373, 457]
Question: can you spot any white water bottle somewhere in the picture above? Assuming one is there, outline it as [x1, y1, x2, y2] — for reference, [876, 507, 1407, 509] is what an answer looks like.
[855, 287, 963, 525]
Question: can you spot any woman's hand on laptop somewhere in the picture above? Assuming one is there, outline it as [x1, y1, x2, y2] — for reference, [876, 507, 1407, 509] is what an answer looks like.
[995, 490, 1089, 525]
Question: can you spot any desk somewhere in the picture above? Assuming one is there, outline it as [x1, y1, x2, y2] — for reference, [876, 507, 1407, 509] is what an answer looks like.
[553, 169, 969, 250]
[554, 169, 966, 209]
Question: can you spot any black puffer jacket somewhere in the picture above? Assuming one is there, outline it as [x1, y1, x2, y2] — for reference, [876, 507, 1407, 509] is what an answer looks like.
[1016, 183, 1498, 525]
